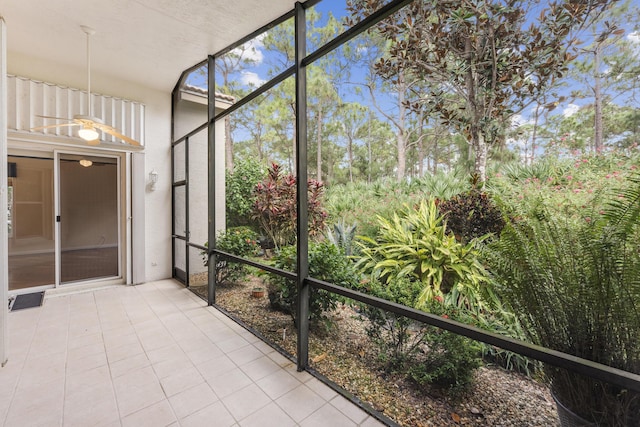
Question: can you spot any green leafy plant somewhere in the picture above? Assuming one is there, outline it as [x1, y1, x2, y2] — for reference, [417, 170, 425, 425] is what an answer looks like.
[252, 163, 327, 249]
[357, 277, 482, 395]
[325, 220, 358, 256]
[202, 227, 258, 284]
[267, 242, 358, 329]
[226, 158, 266, 228]
[358, 277, 429, 368]
[484, 173, 640, 426]
[355, 199, 488, 308]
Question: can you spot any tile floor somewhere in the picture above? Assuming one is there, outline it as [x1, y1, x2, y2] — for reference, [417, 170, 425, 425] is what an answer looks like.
[0, 280, 385, 427]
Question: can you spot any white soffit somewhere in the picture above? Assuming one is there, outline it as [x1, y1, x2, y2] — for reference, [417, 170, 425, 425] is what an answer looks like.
[1, 0, 299, 92]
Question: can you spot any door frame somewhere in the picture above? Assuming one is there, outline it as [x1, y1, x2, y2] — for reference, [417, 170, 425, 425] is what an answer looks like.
[7, 144, 130, 294]
[54, 150, 124, 287]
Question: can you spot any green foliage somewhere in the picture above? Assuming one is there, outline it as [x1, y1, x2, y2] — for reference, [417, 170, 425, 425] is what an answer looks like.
[202, 227, 259, 284]
[226, 158, 266, 228]
[358, 278, 429, 368]
[358, 277, 482, 395]
[252, 163, 327, 249]
[267, 242, 358, 329]
[355, 199, 488, 308]
[325, 220, 358, 256]
[437, 190, 505, 244]
[325, 171, 470, 239]
[484, 173, 640, 425]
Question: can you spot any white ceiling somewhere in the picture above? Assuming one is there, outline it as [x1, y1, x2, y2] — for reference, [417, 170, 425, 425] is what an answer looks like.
[1, 0, 301, 92]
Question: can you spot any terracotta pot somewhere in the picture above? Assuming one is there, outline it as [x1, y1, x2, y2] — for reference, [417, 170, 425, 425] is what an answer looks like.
[251, 288, 265, 298]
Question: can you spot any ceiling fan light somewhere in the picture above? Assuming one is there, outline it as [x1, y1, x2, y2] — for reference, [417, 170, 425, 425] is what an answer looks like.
[79, 159, 93, 167]
[78, 125, 99, 141]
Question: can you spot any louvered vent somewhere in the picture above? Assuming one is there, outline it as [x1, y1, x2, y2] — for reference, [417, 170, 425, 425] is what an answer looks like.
[7, 75, 145, 146]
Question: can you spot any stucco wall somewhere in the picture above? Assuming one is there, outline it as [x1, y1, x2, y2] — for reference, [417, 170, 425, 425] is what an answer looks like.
[7, 52, 173, 282]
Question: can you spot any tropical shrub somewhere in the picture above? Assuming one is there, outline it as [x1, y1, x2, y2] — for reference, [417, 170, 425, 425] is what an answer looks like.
[483, 173, 640, 425]
[325, 220, 358, 256]
[202, 227, 258, 284]
[358, 278, 428, 368]
[358, 277, 481, 395]
[226, 158, 265, 228]
[354, 199, 488, 308]
[267, 242, 358, 329]
[437, 190, 505, 244]
[252, 163, 327, 249]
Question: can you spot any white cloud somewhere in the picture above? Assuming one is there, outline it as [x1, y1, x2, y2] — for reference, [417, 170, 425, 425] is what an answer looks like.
[510, 113, 534, 127]
[230, 35, 265, 64]
[240, 71, 265, 87]
[562, 103, 580, 118]
[628, 31, 640, 44]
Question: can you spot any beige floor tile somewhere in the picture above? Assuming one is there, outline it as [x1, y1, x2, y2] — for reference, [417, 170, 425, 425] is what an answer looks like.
[159, 364, 205, 397]
[180, 401, 236, 427]
[221, 383, 271, 422]
[2, 281, 378, 427]
[66, 350, 108, 376]
[240, 355, 282, 382]
[360, 415, 386, 427]
[228, 344, 264, 367]
[330, 395, 369, 424]
[238, 401, 297, 427]
[63, 386, 119, 427]
[299, 402, 357, 427]
[109, 352, 151, 378]
[256, 369, 303, 400]
[207, 367, 252, 399]
[65, 365, 112, 397]
[168, 382, 218, 420]
[121, 399, 177, 427]
[275, 384, 325, 423]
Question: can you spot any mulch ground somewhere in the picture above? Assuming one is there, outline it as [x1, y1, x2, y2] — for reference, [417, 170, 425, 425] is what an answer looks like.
[190, 274, 559, 427]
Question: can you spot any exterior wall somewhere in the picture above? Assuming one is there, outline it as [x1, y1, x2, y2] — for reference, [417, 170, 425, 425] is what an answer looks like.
[6, 52, 173, 283]
[173, 92, 228, 279]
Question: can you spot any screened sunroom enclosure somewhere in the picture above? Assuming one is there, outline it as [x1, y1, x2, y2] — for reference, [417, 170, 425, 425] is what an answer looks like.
[171, 0, 640, 423]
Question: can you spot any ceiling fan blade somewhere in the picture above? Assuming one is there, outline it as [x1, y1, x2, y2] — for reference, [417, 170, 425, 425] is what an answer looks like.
[36, 114, 74, 121]
[31, 123, 81, 131]
[87, 138, 101, 146]
[93, 123, 141, 146]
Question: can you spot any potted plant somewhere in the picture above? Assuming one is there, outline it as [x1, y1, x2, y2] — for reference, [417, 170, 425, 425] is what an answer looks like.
[484, 174, 640, 426]
[251, 287, 265, 298]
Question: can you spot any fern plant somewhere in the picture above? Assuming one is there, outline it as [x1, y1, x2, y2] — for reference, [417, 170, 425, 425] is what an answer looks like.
[484, 173, 640, 426]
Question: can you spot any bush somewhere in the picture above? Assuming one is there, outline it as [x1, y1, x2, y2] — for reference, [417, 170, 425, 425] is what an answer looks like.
[202, 227, 258, 284]
[252, 163, 327, 249]
[483, 173, 640, 425]
[355, 199, 488, 308]
[437, 190, 505, 244]
[358, 278, 481, 395]
[267, 241, 358, 329]
[226, 158, 266, 228]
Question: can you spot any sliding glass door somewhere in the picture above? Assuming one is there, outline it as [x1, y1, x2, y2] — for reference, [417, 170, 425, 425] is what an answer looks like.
[7, 156, 55, 291]
[58, 154, 119, 284]
[7, 152, 121, 291]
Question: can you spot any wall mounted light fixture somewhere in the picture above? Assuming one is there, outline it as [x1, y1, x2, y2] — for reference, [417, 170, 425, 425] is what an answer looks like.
[79, 159, 93, 167]
[149, 169, 158, 191]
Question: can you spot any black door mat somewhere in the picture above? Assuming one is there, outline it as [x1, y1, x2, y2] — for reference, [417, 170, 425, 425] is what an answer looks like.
[9, 292, 45, 311]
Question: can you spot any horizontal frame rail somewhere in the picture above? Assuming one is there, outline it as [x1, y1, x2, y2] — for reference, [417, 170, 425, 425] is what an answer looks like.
[308, 277, 640, 393]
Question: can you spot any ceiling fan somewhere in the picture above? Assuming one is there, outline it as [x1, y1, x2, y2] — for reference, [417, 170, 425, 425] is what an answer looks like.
[31, 26, 140, 146]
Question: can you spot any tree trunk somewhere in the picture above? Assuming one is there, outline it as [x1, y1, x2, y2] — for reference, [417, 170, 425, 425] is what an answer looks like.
[594, 48, 604, 152]
[316, 107, 323, 182]
[473, 132, 488, 183]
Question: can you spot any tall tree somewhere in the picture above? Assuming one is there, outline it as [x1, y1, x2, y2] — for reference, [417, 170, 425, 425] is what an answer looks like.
[348, 0, 612, 182]
[570, 0, 639, 151]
